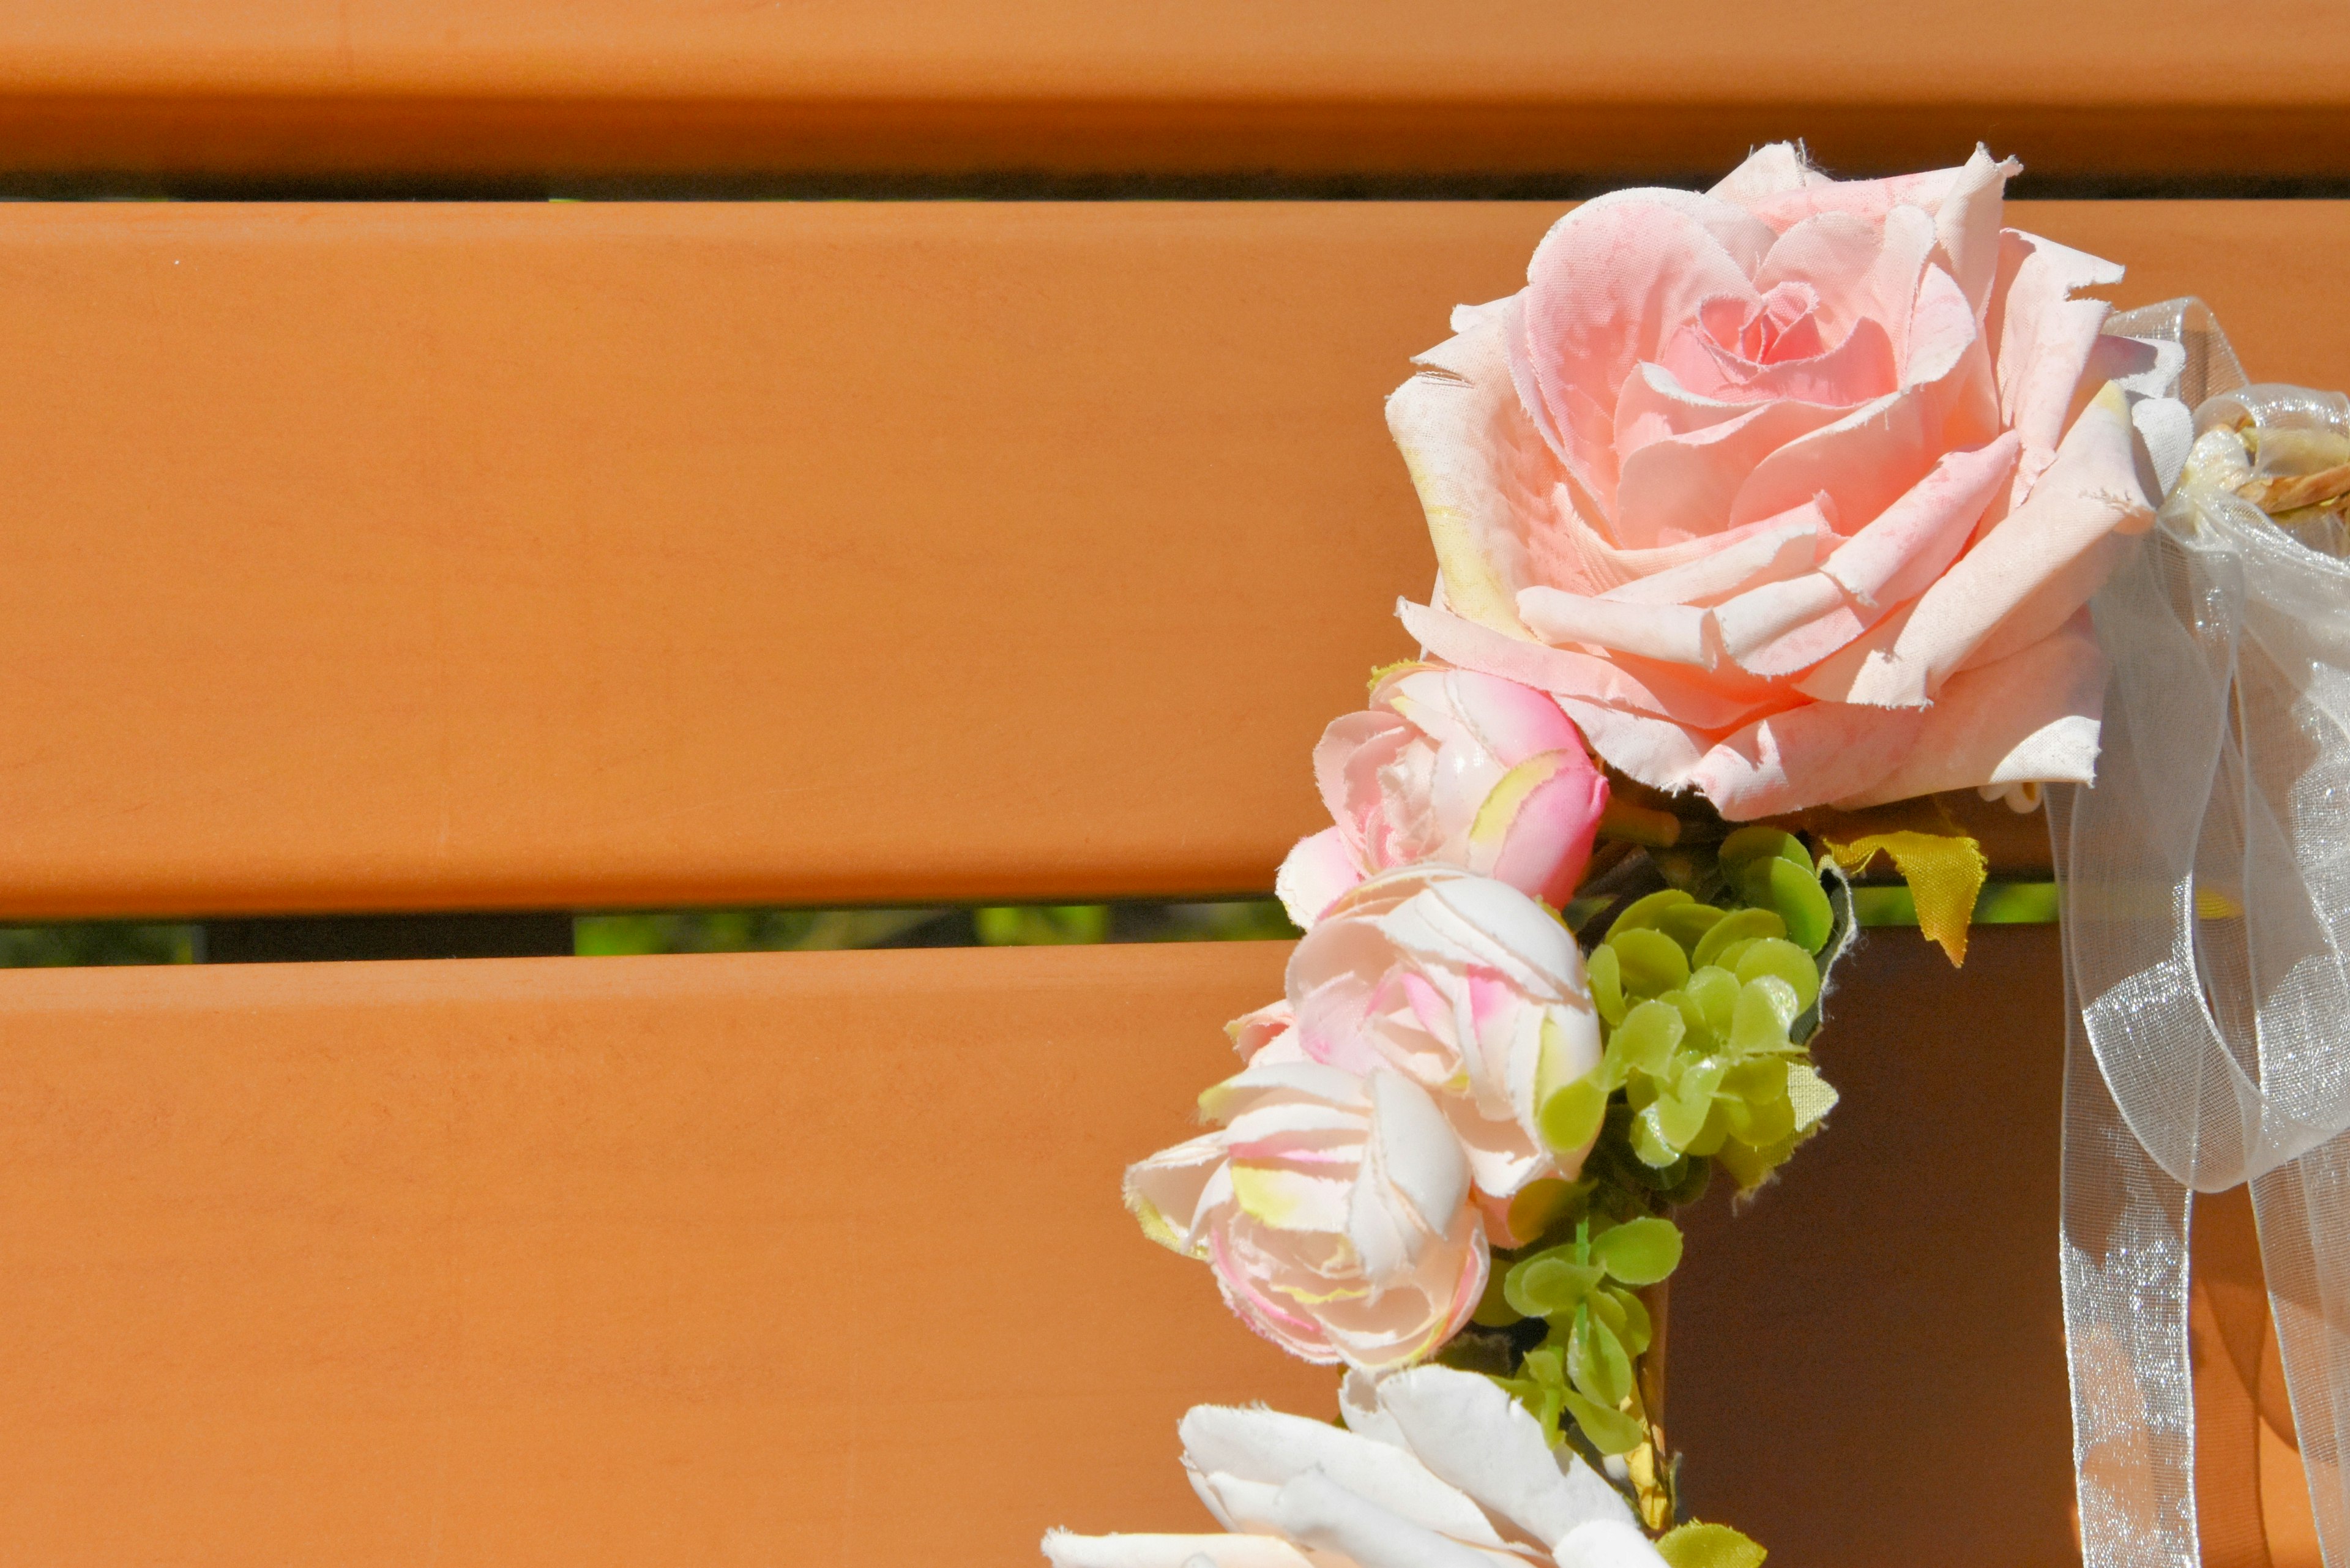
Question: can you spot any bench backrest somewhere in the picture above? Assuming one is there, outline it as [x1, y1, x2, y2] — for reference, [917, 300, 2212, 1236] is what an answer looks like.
[0, 29, 2337, 1567]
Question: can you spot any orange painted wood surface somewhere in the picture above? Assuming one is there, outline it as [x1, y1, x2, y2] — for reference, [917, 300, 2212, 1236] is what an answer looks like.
[0, 928, 2083, 1565]
[0, 941, 1331, 1564]
[0, 2, 2342, 179]
[0, 200, 2341, 920]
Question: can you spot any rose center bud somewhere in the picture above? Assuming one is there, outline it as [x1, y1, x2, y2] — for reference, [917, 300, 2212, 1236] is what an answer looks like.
[1704, 281, 1824, 365]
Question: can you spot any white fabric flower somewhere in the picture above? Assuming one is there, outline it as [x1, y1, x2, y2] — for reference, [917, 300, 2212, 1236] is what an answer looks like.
[1043, 1365, 1665, 1568]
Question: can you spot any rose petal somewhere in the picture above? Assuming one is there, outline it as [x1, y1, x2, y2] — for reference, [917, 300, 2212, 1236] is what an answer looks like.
[1272, 1469, 1525, 1568]
[1611, 378, 1849, 545]
[1931, 147, 2020, 319]
[1125, 1133, 1234, 1251]
[1836, 612, 2106, 806]
[1515, 588, 1710, 666]
[1276, 826, 1364, 929]
[1554, 696, 1717, 794]
[1687, 700, 1928, 820]
[1820, 432, 2021, 610]
[1710, 572, 1849, 670]
[1988, 227, 2125, 479]
[1431, 668, 1588, 763]
[1475, 752, 1609, 905]
[1740, 161, 1972, 233]
[1753, 209, 1929, 367]
[1597, 504, 1827, 607]
[1554, 1520, 1674, 1568]
[1179, 1404, 1506, 1547]
[1386, 307, 1551, 636]
[1378, 1366, 1639, 1547]
[1518, 194, 1777, 509]
[1362, 1070, 1472, 1250]
[1403, 599, 1776, 733]
[1706, 141, 1821, 207]
[1837, 383, 2151, 707]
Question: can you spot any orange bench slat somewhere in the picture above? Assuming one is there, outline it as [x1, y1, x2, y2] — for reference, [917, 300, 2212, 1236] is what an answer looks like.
[0, 941, 1330, 1563]
[0, 201, 2338, 919]
[0, 928, 2098, 1562]
[0, 2, 2344, 179]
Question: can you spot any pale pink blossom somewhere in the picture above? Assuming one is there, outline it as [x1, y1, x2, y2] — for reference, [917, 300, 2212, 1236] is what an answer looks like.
[1289, 865, 1602, 1203]
[1275, 663, 1610, 928]
[1387, 143, 2182, 818]
[1125, 1006, 1486, 1372]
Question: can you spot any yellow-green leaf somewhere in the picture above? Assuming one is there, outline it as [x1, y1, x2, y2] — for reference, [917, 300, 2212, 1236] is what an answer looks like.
[1657, 1521, 1767, 1568]
[1590, 1215, 1683, 1285]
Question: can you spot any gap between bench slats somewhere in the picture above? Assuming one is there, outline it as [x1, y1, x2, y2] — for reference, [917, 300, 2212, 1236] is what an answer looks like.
[0, 932, 2087, 1566]
[0, 1, 2344, 181]
[0, 202, 2340, 920]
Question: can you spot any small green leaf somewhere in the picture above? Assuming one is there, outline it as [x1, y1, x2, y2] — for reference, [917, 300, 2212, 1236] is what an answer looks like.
[1655, 1059, 1727, 1148]
[1630, 1105, 1681, 1168]
[1590, 1215, 1684, 1285]
[1559, 1387, 1647, 1455]
[1586, 943, 1627, 1027]
[1720, 1055, 1789, 1105]
[1569, 1308, 1633, 1407]
[1605, 1285, 1654, 1355]
[1721, 1084, 1795, 1147]
[1718, 825, 1808, 881]
[1606, 889, 1693, 936]
[1538, 1070, 1611, 1158]
[1692, 906, 1787, 968]
[1728, 975, 1801, 1055]
[1472, 1260, 1523, 1326]
[1682, 1100, 1733, 1157]
[1503, 1176, 1584, 1246]
[1494, 1370, 1566, 1447]
[1662, 987, 1715, 1048]
[1506, 1252, 1604, 1318]
[1715, 1132, 1797, 1192]
[1655, 901, 1726, 955]
[1606, 998, 1685, 1079]
[1657, 1521, 1768, 1568]
[1709, 936, 1759, 974]
[1739, 856, 1834, 954]
[1607, 927, 1691, 997]
[1734, 937, 1821, 1010]
[1684, 964, 1742, 1039]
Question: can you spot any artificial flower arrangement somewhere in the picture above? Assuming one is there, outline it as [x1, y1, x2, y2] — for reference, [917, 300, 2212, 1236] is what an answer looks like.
[1044, 144, 2350, 1567]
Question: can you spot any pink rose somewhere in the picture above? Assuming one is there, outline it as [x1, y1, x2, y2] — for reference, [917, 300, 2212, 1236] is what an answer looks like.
[1125, 1006, 1486, 1372]
[1387, 144, 2181, 818]
[1275, 663, 1610, 927]
[1288, 865, 1602, 1203]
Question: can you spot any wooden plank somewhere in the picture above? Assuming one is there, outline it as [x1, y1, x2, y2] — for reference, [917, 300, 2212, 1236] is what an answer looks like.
[0, 923, 2087, 1562]
[0, 940, 1331, 1564]
[0, 2, 2343, 180]
[0, 201, 2338, 918]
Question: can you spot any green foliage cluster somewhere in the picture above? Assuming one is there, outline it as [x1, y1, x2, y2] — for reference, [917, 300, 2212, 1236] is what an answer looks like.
[1441, 826, 1848, 1533]
[1543, 827, 1843, 1206]
[1481, 1212, 1679, 1457]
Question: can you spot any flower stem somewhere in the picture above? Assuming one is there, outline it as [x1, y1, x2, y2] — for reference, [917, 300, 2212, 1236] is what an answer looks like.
[1626, 1278, 1676, 1532]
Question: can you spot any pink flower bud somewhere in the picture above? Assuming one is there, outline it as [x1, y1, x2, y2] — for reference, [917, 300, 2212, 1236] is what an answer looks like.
[1276, 664, 1608, 927]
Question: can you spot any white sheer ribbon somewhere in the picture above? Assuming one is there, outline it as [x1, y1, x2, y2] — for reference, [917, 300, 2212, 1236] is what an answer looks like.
[2056, 300, 2350, 1566]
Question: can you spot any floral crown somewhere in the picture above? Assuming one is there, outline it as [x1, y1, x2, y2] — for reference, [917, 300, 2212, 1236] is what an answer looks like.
[1043, 144, 2350, 1568]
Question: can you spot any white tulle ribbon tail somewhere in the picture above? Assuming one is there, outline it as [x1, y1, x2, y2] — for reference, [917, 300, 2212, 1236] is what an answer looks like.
[2057, 299, 2350, 1567]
